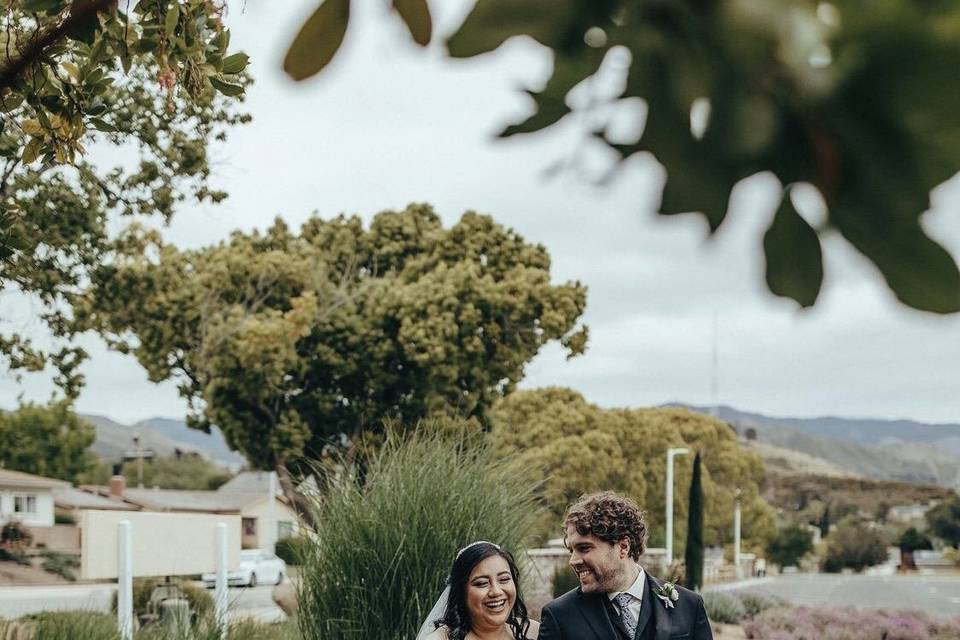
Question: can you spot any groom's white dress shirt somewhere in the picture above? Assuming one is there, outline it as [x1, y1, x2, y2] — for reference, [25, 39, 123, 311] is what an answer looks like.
[608, 566, 645, 623]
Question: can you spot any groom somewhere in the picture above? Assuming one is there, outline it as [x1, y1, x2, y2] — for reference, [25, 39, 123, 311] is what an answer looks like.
[538, 491, 713, 640]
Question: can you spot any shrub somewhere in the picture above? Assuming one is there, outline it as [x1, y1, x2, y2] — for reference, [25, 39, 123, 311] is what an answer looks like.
[111, 578, 213, 621]
[736, 592, 789, 618]
[0, 547, 31, 565]
[766, 524, 814, 568]
[274, 536, 310, 567]
[744, 606, 960, 639]
[297, 428, 542, 640]
[40, 552, 79, 581]
[702, 591, 747, 624]
[18, 611, 117, 640]
[821, 521, 888, 573]
[53, 513, 76, 525]
[1, 521, 33, 549]
[552, 565, 580, 598]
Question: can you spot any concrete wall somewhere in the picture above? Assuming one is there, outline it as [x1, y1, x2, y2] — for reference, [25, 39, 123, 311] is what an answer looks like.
[0, 488, 55, 528]
[29, 524, 81, 551]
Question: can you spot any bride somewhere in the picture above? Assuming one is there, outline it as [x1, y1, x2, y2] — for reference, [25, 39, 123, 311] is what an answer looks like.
[418, 541, 540, 640]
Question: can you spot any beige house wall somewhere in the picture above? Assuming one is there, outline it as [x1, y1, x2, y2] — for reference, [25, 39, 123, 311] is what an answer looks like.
[241, 498, 300, 551]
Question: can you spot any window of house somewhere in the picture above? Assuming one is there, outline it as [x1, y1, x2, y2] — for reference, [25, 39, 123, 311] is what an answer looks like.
[242, 517, 257, 536]
[278, 520, 293, 540]
[14, 495, 37, 514]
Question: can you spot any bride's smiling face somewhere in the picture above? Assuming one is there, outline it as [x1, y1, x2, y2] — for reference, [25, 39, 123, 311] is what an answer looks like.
[465, 555, 516, 631]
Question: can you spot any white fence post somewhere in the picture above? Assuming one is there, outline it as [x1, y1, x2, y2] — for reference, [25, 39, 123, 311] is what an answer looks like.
[117, 520, 133, 640]
[215, 522, 228, 639]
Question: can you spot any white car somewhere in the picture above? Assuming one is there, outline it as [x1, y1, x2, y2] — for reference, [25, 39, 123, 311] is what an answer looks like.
[202, 549, 286, 588]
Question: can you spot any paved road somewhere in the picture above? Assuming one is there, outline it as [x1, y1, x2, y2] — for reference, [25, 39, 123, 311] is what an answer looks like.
[708, 573, 960, 618]
[0, 583, 285, 622]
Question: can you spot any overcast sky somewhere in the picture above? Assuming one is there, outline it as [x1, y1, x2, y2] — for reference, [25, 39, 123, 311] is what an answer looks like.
[2, 0, 959, 425]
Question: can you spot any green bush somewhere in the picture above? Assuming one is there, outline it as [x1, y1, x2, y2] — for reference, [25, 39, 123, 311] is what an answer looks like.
[18, 611, 117, 640]
[274, 536, 309, 567]
[111, 578, 213, 621]
[703, 591, 747, 624]
[2, 611, 298, 640]
[736, 592, 789, 618]
[820, 521, 888, 573]
[765, 524, 814, 568]
[552, 565, 580, 598]
[53, 513, 76, 525]
[40, 552, 79, 581]
[297, 428, 542, 640]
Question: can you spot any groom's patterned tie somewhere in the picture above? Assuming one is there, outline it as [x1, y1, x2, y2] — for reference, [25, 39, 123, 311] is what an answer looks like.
[613, 593, 637, 638]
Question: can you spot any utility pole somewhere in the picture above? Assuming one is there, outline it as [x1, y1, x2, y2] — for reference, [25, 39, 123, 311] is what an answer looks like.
[734, 488, 742, 579]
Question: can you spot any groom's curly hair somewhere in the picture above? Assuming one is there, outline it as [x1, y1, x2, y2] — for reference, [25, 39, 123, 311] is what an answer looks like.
[563, 491, 648, 561]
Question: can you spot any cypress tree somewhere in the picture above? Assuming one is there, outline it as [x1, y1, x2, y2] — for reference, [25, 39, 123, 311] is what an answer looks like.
[684, 450, 705, 591]
[820, 503, 831, 539]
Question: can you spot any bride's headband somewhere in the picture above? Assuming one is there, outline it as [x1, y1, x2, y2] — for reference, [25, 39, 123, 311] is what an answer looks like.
[456, 540, 500, 560]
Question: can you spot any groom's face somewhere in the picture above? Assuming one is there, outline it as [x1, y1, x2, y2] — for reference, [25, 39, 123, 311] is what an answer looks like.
[565, 525, 632, 594]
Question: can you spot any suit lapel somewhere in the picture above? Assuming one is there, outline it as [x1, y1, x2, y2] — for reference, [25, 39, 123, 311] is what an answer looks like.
[634, 573, 654, 636]
[576, 589, 624, 640]
[647, 575, 673, 640]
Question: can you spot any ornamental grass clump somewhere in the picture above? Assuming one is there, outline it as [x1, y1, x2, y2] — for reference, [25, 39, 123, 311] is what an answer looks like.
[297, 427, 542, 640]
[743, 606, 960, 640]
[702, 591, 747, 624]
[736, 591, 790, 618]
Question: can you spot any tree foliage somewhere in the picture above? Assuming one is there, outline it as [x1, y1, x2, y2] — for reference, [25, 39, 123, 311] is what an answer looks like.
[489, 387, 776, 549]
[285, 0, 960, 313]
[78, 452, 232, 490]
[77, 204, 588, 474]
[684, 450, 704, 591]
[765, 524, 814, 568]
[0, 400, 96, 483]
[925, 497, 960, 548]
[896, 526, 932, 553]
[820, 520, 888, 572]
[0, 0, 249, 398]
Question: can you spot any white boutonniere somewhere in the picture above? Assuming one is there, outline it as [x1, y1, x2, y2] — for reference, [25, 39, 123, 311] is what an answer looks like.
[653, 581, 679, 609]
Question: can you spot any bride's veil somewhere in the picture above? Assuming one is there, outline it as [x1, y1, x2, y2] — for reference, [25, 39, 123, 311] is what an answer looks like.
[416, 584, 450, 640]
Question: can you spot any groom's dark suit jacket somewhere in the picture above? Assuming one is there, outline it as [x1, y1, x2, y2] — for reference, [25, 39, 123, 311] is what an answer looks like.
[537, 572, 713, 640]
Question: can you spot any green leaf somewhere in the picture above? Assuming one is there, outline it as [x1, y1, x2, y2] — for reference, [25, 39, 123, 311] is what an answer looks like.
[393, 0, 431, 46]
[220, 52, 249, 75]
[22, 0, 68, 13]
[89, 117, 116, 133]
[209, 76, 244, 97]
[165, 3, 180, 38]
[0, 92, 24, 113]
[500, 52, 600, 137]
[763, 187, 823, 308]
[21, 138, 42, 164]
[447, 0, 566, 58]
[283, 0, 351, 81]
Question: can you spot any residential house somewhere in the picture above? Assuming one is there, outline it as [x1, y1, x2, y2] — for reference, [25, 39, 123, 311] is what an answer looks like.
[0, 468, 69, 529]
[85, 473, 300, 550]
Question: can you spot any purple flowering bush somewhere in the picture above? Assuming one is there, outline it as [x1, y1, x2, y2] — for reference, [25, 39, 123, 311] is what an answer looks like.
[743, 606, 960, 640]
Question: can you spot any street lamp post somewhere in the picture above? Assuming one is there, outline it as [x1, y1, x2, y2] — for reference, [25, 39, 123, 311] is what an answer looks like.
[665, 447, 690, 565]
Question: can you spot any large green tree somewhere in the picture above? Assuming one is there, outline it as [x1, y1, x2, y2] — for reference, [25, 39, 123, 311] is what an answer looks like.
[76, 204, 587, 508]
[284, 0, 960, 314]
[0, 401, 96, 482]
[0, 0, 249, 398]
[926, 497, 960, 548]
[489, 387, 776, 549]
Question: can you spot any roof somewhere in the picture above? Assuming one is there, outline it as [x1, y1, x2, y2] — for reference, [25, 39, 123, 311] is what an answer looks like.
[53, 487, 138, 511]
[0, 468, 71, 490]
[118, 488, 271, 513]
[217, 471, 280, 496]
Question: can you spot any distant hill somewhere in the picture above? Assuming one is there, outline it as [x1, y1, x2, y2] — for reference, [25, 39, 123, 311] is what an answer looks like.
[80, 414, 245, 469]
[670, 404, 960, 490]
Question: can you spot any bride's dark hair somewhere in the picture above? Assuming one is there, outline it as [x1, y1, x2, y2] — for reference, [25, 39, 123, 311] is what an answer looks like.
[435, 542, 530, 640]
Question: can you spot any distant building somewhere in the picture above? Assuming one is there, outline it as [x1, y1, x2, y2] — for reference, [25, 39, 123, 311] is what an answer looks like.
[0, 468, 69, 529]
[81, 472, 300, 550]
[888, 503, 935, 523]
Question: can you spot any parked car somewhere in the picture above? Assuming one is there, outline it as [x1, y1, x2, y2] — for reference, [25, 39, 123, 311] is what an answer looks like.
[202, 549, 286, 588]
